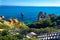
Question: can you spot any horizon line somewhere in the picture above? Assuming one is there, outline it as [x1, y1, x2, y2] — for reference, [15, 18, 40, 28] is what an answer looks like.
[0, 5, 60, 7]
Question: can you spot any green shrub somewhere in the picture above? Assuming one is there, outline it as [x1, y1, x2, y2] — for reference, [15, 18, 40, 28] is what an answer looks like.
[1, 30, 9, 36]
[0, 24, 10, 29]
[25, 37, 38, 40]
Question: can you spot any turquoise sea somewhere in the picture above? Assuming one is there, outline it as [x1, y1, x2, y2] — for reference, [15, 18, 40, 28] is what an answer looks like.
[0, 6, 60, 24]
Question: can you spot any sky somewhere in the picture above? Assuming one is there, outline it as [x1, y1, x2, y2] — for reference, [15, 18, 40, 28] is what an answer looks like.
[0, 0, 60, 6]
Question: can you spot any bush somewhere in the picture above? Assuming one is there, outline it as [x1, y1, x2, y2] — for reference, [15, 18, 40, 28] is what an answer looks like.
[3, 34, 18, 40]
[25, 37, 38, 40]
[0, 20, 4, 23]
[0, 24, 10, 29]
[15, 34, 24, 39]
[1, 30, 9, 36]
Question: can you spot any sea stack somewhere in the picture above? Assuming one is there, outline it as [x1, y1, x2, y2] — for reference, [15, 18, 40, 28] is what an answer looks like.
[38, 12, 43, 21]
[21, 12, 24, 21]
[20, 12, 24, 26]
[38, 12, 47, 21]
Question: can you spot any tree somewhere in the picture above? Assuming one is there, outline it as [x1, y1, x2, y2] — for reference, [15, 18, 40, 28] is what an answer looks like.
[52, 22, 57, 27]
[1, 30, 9, 36]
[39, 28, 45, 33]
[15, 34, 24, 39]
[56, 16, 60, 25]
[3, 34, 18, 40]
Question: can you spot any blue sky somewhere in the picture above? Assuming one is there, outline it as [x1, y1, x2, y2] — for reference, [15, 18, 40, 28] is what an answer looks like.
[0, 0, 60, 6]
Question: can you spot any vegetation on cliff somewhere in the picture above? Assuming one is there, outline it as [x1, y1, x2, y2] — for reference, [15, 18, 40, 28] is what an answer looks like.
[0, 12, 60, 40]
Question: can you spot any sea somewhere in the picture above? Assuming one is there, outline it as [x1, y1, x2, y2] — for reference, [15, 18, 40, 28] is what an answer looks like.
[0, 6, 60, 24]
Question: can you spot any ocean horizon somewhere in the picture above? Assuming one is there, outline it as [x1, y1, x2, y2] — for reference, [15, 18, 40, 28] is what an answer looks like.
[0, 6, 60, 24]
